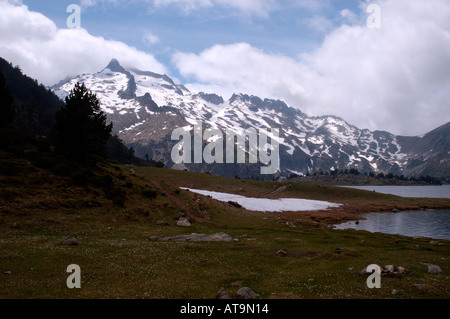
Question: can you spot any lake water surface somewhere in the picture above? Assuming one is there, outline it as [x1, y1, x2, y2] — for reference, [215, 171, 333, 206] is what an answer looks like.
[334, 185, 450, 239]
[334, 210, 450, 240]
[343, 185, 450, 199]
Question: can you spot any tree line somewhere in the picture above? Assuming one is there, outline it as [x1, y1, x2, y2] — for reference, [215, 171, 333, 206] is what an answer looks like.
[290, 168, 443, 185]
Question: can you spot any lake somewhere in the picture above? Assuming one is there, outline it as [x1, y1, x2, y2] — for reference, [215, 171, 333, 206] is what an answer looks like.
[334, 209, 450, 240]
[342, 185, 450, 199]
[334, 185, 450, 240]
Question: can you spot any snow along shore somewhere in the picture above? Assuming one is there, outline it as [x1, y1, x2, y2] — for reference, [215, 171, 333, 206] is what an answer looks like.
[181, 188, 341, 213]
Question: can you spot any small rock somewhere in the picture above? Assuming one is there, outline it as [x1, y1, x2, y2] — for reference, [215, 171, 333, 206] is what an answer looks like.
[62, 237, 78, 246]
[286, 221, 296, 228]
[348, 267, 354, 271]
[111, 243, 124, 248]
[429, 241, 440, 245]
[206, 233, 234, 242]
[335, 248, 343, 254]
[177, 217, 192, 227]
[427, 264, 443, 274]
[236, 287, 259, 299]
[156, 233, 234, 242]
[129, 168, 135, 174]
[397, 266, 408, 275]
[4, 271, 12, 275]
[384, 265, 395, 273]
[277, 250, 288, 257]
[307, 278, 315, 283]
[392, 289, 398, 295]
[360, 267, 373, 276]
[216, 288, 230, 299]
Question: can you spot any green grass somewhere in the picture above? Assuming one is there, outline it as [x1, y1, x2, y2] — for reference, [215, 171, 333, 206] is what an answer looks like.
[1, 150, 450, 299]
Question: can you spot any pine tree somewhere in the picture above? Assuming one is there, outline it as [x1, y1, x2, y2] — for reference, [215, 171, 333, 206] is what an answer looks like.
[55, 82, 112, 159]
[0, 68, 15, 127]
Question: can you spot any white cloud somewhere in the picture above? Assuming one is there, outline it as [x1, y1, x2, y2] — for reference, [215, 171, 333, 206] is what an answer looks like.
[173, 0, 450, 135]
[80, 0, 327, 17]
[303, 15, 334, 34]
[0, 1, 167, 86]
[143, 31, 160, 45]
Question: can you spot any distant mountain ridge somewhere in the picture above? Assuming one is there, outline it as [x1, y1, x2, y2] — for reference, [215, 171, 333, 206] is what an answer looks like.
[52, 59, 450, 181]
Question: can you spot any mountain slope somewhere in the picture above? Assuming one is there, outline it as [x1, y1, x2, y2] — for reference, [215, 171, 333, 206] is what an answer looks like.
[1, 57, 65, 137]
[52, 59, 449, 180]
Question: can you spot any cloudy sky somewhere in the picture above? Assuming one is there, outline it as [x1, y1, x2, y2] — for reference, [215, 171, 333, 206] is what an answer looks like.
[1, 0, 449, 136]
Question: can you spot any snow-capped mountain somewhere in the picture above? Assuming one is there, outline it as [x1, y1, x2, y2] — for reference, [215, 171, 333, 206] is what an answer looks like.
[52, 59, 449, 180]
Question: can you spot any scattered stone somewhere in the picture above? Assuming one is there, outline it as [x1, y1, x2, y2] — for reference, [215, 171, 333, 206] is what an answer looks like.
[151, 233, 234, 242]
[360, 266, 408, 276]
[397, 266, 408, 275]
[429, 241, 440, 245]
[236, 287, 259, 299]
[384, 265, 395, 273]
[424, 263, 443, 274]
[108, 227, 113, 231]
[216, 288, 230, 300]
[286, 221, 296, 228]
[111, 243, 124, 248]
[277, 250, 288, 257]
[177, 217, 192, 227]
[360, 267, 371, 276]
[307, 278, 315, 283]
[62, 237, 78, 246]
[392, 289, 398, 295]
[348, 267, 354, 271]
[4, 271, 12, 275]
[233, 239, 239, 242]
[129, 168, 135, 174]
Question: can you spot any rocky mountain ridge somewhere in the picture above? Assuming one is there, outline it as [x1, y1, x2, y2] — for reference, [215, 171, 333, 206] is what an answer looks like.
[52, 59, 449, 180]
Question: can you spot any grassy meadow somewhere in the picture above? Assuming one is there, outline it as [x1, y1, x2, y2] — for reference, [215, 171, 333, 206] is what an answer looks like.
[1, 148, 450, 299]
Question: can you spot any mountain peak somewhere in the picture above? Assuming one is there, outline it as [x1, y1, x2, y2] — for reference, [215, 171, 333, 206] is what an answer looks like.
[105, 58, 127, 73]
